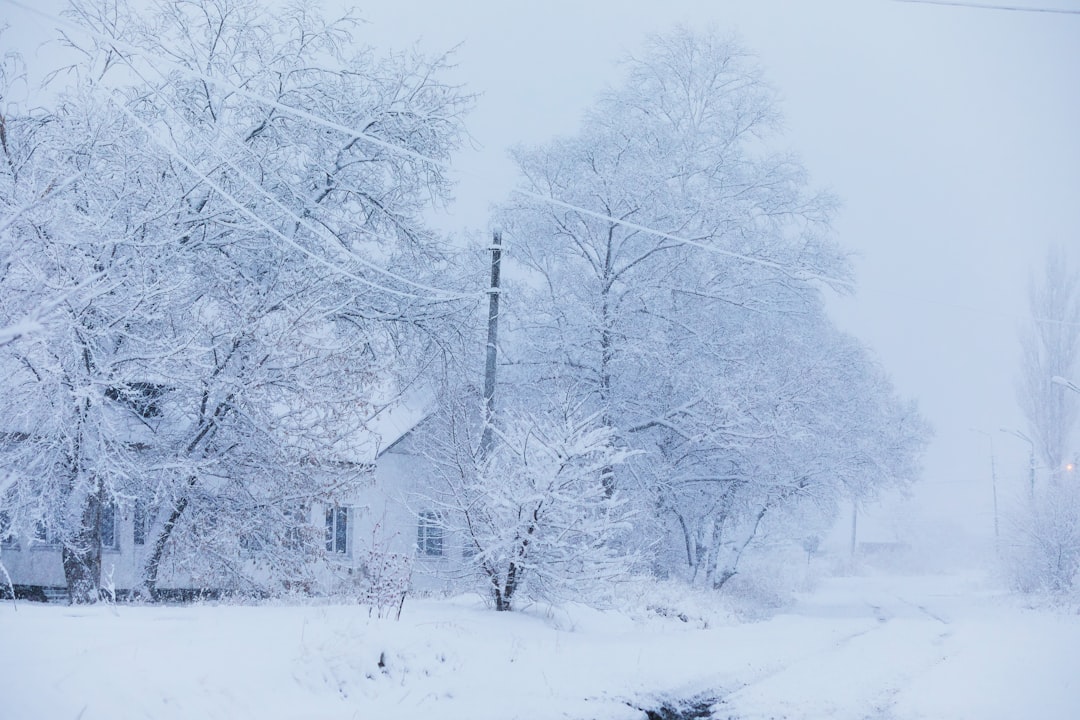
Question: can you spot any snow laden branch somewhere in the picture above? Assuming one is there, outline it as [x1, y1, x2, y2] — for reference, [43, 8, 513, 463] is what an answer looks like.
[421, 397, 637, 611]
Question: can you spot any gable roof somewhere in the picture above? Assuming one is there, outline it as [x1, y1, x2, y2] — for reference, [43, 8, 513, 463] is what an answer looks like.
[327, 385, 434, 464]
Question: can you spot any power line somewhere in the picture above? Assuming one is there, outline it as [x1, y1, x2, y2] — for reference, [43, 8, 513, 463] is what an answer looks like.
[513, 189, 854, 290]
[893, 0, 1080, 15]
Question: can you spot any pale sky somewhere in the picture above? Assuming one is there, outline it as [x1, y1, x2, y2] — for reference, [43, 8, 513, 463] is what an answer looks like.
[4, 0, 1079, 548]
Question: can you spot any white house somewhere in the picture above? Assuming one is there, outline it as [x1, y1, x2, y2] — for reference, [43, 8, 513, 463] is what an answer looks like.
[0, 389, 461, 601]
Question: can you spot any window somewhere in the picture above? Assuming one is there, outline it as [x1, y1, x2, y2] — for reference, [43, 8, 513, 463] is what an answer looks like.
[0, 510, 16, 547]
[417, 511, 444, 557]
[133, 500, 149, 546]
[283, 506, 306, 550]
[239, 530, 264, 553]
[100, 503, 119, 551]
[33, 518, 58, 546]
[462, 540, 479, 560]
[241, 506, 306, 554]
[325, 506, 348, 554]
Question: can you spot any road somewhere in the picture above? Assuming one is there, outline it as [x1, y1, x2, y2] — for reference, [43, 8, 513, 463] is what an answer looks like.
[711, 572, 1079, 720]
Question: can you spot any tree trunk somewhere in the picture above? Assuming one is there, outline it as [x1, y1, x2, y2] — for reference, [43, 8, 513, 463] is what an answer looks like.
[142, 490, 191, 600]
[710, 506, 769, 591]
[494, 524, 535, 611]
[142, 401, 224, 598]
[62, 483, 104, 604]
[495, 561, 519, 611]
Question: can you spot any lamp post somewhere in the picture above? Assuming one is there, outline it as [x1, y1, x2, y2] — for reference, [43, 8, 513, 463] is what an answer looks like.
[1000, 428, 1036, 501]
[970, 428, 1000, 552]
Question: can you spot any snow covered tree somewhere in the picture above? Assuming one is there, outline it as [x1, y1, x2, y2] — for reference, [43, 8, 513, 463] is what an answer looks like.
[494, 28, 929, 588]
[630, 298, 929, 588]
[0, 72, 191, 600]
[1017, 244, 1080, 484]
[1008, 244, 1080, 594]
[420, 392, 635, 610]
[0, 0, 471, 601]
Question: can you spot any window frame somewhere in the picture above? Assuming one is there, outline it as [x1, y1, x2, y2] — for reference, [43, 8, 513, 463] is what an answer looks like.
[32, 518, 60, 548]
[325, 505, 349, 555]
[416, 510, 444, 558]
[100, 502, 120, 552]
[133, 499, 149, 546]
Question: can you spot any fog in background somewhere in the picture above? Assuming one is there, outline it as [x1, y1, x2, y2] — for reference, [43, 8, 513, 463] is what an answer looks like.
[5, 0, 1079, 567]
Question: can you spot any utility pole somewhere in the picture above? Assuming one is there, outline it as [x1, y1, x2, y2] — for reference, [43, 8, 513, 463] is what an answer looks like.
[1001, 428, 1036, 502]
[972, 429, 1000, 553]
[479, 230, 502, 458]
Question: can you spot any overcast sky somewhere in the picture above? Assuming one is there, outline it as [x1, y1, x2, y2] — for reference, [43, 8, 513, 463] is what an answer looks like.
[5, 0, 1079, 547]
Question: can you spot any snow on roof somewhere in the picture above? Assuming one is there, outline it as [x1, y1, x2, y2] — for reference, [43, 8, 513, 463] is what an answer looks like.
[328, 384, 434, 464]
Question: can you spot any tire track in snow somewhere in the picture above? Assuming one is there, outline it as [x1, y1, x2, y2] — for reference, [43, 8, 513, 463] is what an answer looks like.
[714, 589, 959, 720]
[715, 612, 897, 707]
[859, 593, 956, 720]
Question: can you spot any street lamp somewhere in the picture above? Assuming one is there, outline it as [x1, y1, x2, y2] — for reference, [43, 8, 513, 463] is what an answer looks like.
[1000, 428, 1036, 501]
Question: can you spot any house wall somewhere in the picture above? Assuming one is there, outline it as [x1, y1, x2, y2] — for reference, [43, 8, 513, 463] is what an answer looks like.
[350, 444, 464, 594]
[1, 538, 66, 589]
[1, 443, 466, 598]
[0, 508, 159, 594]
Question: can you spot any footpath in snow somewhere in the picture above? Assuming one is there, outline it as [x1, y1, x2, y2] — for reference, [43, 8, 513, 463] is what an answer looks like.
[0, 571, 1077, 719]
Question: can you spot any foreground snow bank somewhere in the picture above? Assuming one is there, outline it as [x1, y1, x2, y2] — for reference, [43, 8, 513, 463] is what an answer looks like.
[0, 573, 1077, 719]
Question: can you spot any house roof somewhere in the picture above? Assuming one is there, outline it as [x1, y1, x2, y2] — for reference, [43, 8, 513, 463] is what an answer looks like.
[327, 385, 434, 464]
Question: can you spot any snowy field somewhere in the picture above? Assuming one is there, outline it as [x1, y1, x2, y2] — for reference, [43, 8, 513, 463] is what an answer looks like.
[1, 571, 1077, 720]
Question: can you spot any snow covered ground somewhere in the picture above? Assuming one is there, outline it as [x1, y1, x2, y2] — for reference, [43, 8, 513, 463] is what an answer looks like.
[1, 571, 1077, 719]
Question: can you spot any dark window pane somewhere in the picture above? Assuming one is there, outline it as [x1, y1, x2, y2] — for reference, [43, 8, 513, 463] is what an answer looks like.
[325, 508, 335, 552]
[104, 382, 166, 418]
[101, 504, 117, 549]
[418, 511, 443, 557]
[0, 511, 13, 545]
[325, 506, 347, 554]
[133, 501, 147, 546]
[239, 531, 262, 552]
[428, 524, 443, 556]
[284, 506, 303, 550]
[334, 507, 347, 554]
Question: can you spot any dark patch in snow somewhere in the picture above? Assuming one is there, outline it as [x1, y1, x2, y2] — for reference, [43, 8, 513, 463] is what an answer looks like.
[630, 696, 719, 720]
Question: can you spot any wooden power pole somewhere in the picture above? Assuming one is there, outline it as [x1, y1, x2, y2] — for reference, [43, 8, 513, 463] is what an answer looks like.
[480, 230, 502, 457]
